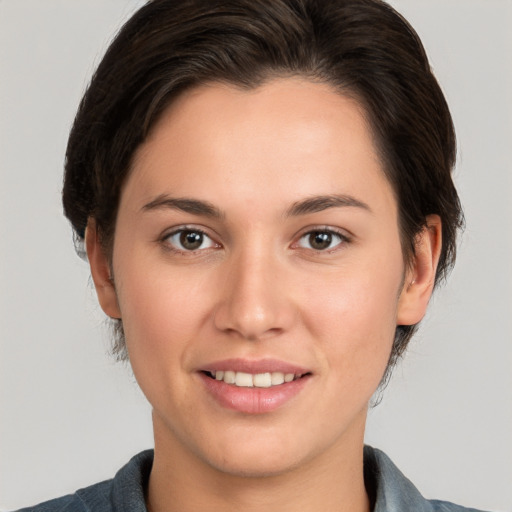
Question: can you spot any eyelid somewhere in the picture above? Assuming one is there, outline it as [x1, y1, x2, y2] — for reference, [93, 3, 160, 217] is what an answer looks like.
[294, 224, 353, 240]
[160, 225, 221, 253]
[292, 226, 352, 252]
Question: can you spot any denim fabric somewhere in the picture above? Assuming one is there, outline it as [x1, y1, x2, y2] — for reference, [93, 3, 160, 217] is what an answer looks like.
[13, 450, 152, 512]
[14, 447, 489, 511]
[364, 447, 489, 512]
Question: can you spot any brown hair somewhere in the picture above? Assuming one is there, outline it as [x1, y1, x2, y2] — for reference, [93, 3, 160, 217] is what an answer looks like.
[63, 0, 463, 382]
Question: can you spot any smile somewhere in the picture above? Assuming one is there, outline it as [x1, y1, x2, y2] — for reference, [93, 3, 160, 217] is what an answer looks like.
[199, 360, 312, 414]
[205, 370, 303, 388]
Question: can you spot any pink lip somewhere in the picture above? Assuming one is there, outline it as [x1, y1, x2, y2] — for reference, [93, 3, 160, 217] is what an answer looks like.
[198, 358, 312, 415]
[201, 358, 309, 375]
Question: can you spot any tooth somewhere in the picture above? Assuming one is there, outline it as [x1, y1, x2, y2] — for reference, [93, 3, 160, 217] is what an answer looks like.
[218, 370, 299, 387]
[253, 373, 272, 388]
[223, 370, 236, 384]
[235, 372, 254, 387]
[271, 372, 285, 385]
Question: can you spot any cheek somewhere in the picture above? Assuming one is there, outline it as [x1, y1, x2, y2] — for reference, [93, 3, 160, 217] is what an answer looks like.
[301, 261, 402, 382]
[114, 260, 213, 359]
[113, 263, 217, 414]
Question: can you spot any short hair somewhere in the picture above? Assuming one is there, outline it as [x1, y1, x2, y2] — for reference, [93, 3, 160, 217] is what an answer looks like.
[63, 0, 464, 382]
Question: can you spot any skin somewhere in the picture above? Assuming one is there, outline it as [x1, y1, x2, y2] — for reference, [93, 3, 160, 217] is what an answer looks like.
[86, 78, 441, 512]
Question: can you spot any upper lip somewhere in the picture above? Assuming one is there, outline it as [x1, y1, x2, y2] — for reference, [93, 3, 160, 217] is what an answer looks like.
[199, 358, 311, 375]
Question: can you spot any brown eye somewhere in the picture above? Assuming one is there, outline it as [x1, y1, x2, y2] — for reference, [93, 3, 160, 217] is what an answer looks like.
[166, 229, 216, 251]
[297, 230, 345, 251]
[180, 231, 203, 250]
[309, 232, 332, 250]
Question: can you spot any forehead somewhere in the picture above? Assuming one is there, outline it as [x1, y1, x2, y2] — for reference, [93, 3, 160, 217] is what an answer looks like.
[127, 78, 396, 218]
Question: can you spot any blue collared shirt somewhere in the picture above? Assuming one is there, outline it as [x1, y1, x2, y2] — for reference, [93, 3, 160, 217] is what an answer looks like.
[13, 447, 489, 511]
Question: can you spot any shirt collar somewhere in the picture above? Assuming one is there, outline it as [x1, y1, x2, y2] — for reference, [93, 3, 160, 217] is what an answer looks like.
[106, 447, 442, 512]
[364, 445, 432, 512]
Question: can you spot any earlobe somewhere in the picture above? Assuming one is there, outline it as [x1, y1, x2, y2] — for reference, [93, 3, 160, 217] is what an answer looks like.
[85, 220, 122, 319]
[396, 215, 442, 326]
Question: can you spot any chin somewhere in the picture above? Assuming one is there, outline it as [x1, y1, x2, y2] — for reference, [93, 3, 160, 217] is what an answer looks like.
[195, 427, 320, 479]
[205, 450, 304, 479]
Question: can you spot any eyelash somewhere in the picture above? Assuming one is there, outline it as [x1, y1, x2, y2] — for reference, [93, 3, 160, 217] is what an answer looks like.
[160, 226, 350, 254]
[294, 228, 350, 252]
[162, 226, 218, 254]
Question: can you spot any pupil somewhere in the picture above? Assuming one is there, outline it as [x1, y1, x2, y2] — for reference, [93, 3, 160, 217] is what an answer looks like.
[180, 231, 203, 250]
[310, 232, 331, 250]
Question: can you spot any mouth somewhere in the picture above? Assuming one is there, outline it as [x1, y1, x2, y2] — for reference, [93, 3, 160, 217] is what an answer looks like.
[198, 359, 312, 414]
[202, 370, 308, 388]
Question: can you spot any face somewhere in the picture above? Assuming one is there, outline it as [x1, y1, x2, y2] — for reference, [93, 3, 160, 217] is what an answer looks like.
[89, 78, 435, 478]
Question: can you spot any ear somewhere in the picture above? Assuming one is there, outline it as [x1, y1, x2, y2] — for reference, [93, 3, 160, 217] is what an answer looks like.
[396, 214, 442, 326]
[85, 219, 122, 319]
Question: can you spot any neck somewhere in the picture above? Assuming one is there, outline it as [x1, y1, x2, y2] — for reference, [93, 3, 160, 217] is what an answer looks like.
[147, 414, 370, 512]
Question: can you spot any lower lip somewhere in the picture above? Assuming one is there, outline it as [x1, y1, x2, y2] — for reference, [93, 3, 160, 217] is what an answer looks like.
[199, 373, 310, 414]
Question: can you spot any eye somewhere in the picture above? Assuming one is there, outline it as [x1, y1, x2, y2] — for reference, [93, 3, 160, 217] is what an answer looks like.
[297, 230, 346, 251]
[165, 229, 217, 252]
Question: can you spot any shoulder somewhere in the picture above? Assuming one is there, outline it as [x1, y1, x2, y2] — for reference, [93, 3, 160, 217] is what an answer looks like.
[12, 479, 111, 512]
[364, 446, 491, 512]
[429, 500, 488, 512]
[11, 450, 154, 512]
[12, 479, 112, 512]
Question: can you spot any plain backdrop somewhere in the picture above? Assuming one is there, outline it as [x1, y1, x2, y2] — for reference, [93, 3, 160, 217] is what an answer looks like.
[0, 1, 511, 510]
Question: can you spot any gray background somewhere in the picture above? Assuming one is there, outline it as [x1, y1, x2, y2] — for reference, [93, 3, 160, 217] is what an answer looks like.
[0, 1, 510, 510]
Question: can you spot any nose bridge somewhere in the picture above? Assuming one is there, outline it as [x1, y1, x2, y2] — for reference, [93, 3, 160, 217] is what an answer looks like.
[214, 237, 292, 339]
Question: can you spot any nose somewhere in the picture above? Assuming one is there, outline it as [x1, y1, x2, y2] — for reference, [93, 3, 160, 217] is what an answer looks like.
[213, 244, 296, 341]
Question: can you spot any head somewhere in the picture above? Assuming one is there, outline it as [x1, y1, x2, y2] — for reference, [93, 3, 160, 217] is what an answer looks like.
[63, 0, 462, 388]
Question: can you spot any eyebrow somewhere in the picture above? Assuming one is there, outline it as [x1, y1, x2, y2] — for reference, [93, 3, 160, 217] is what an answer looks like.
[141, 193, 371, 219]
[286, 194, 372, 217]
[141, 195, 224, 219]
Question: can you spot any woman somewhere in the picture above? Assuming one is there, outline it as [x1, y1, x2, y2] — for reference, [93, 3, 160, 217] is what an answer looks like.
[9, 0, 498, 510]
